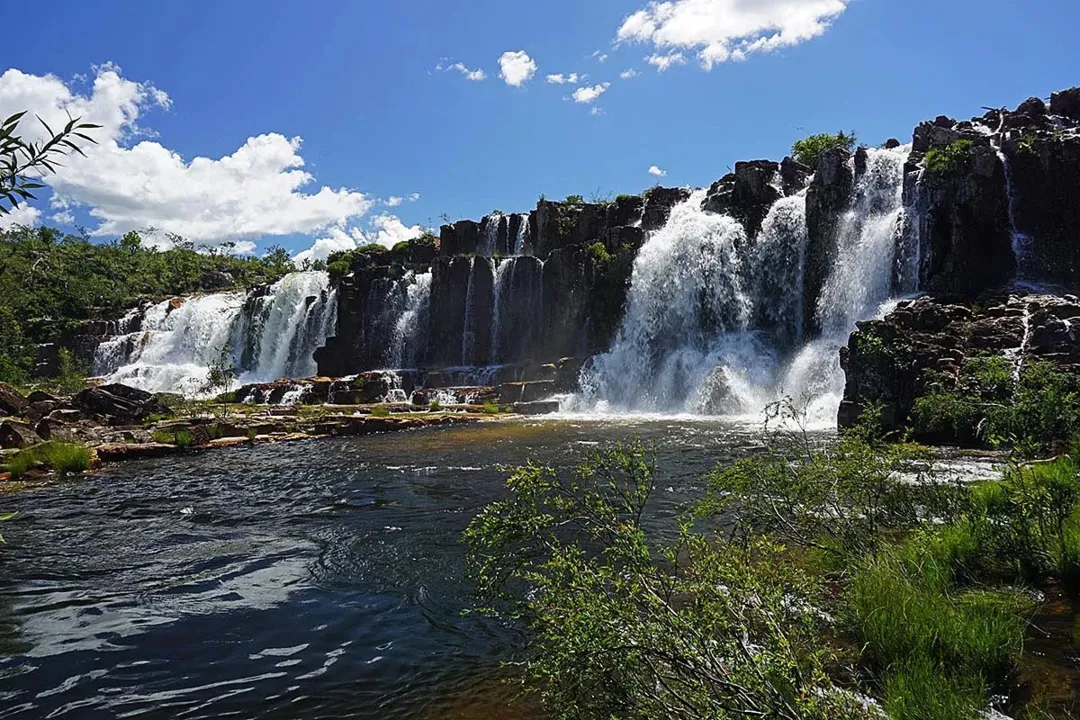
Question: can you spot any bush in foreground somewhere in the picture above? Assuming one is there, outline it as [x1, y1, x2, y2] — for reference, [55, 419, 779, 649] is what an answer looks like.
[4, 442, 91, 479]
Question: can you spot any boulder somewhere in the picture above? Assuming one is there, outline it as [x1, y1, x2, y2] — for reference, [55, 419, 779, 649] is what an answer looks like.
[71, 384, 171, 425]
[0, 421, 41, 449]
[0, 383, 28, 417]
[513, 401, 560, 416]
[779, 156, 811, 195]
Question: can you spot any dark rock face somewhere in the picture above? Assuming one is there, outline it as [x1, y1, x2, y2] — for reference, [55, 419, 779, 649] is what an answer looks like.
[702, 160, 782, 237]
[780, 156, 811, 195]
[1051, 87, 1080, 121]
[1002, 122, 1080, 285]
[804, 147, 855, 335]
[641, 186, 691, 231]
[914, 137, 1015, 295]
[72, 384, 171, 426]
[439, 221, 480, 257]
[839, 294, 1080, 431]
[541, 248, 591, 360]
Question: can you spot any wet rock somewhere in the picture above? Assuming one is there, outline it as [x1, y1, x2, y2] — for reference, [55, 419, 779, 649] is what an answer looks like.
[200, 270, 234, 289]
[498, 381, 557, 404]
[701, 160, 781, 237]
[883, 138, 902, 150]
[641, 186, 691, 231]
[0, 383, 28, 417]
[780, 156, 811, 195]
[71, 384, 171, 426]
[94, 443, 178, 463]
[0, 421, 42, 449]
[513, 401, 560, 415]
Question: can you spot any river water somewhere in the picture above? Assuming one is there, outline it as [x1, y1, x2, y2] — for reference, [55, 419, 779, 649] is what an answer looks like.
[0, 419, 776, 719]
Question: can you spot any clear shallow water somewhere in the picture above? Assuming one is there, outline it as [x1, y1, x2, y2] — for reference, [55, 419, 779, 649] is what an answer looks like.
[0, 419, 776, 719]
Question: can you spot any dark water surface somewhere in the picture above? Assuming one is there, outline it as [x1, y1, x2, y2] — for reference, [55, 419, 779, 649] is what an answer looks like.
[0, 418, 772, 719]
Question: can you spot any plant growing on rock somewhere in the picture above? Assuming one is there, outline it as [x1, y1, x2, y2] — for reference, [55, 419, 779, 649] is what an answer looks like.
[791, 131, 856, 167]
[924, 139, 976, 174]
[202, 344, 236, 418]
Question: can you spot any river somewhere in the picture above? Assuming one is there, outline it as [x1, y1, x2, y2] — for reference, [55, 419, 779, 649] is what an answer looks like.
[0, 418, 777, 719]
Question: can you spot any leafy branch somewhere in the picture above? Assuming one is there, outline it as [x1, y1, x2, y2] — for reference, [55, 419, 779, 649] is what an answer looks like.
[0, 111, 101, 215]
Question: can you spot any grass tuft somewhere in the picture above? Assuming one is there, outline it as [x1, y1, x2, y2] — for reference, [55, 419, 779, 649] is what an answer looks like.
[4, 442, 91, 479]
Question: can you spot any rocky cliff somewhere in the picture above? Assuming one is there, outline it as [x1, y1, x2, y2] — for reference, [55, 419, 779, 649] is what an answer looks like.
[839, 89, 1080, 433]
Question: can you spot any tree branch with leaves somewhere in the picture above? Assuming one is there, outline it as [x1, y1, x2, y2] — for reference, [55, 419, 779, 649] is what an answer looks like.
[0, 111, 100, 215]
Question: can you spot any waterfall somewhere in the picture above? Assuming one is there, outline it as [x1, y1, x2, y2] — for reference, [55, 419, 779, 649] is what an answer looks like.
[513, 214, 529, 255]
[461, 258, 477, 366]
[391, 271, 432, 369]
[578, 146, 912, 424]
[94, 272, 337, 397]
[986, 115, 1034, 279]
[491, 259, 512, 362]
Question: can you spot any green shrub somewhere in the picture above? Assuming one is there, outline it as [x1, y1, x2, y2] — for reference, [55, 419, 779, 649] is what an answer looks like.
[151, 429, 174, 445]
[429, 399, 442, 412]
[246, 428, 257, 442]
[327, 259, 351, 282]
[174, 429, 193, 449]
[614, 194, 638, 203]
[913, 359, 1080, 454]
[791, 131, 857, 167]
[369, 405, 391, 417]
[586, 241, 611, 267]
[563, 194, 585, 206]
[924, 139, 976, 174]
[482, 403, 500, 415]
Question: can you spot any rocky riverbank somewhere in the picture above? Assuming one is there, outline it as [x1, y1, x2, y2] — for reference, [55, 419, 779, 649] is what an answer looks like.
[0, 381, 511, 485]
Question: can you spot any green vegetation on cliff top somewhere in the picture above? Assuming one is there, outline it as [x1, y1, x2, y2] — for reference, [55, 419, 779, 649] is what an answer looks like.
[791, 130, 857, 167]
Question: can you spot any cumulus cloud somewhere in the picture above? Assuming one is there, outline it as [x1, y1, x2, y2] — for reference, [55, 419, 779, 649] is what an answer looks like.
[618, 0, 849, 69]
[546, 73, 581, 85]
[0, 204, 41, 230]
[572, 83, 611, 104]
[620, 69, 641, 79]
[436, 60, 486, 81]
[408, 193, 421, 202]
[646, 52, 686, 71]
[386, 196, 404, 207]
[0, 65, 373, 247]
[498, 51, 538, 87]
[292, 214, 424, 267]
[648, 165, 667, 177]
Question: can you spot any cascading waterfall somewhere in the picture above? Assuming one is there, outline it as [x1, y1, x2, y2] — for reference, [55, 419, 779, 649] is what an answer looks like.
[490, 259, 512, 362]
[986, 114, 1034, 278]
[94, 272, 337, 396]
[513, 213, 529, 255]
[390, 271, 432, 369]
[461, 258, 477, 366]
[578, 145, 913, 425]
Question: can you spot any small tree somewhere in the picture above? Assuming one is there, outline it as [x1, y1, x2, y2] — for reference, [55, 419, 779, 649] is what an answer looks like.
[1, 111, 100, 215]
[202, 343, 236, 417]
[791, 130, 857, 168]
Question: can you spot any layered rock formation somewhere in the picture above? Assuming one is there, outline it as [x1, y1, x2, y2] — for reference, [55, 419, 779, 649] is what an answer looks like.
[839, 90, 1080, 432]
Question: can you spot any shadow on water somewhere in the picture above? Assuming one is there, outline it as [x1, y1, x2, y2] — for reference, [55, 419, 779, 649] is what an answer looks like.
[0, 418, 773, 719]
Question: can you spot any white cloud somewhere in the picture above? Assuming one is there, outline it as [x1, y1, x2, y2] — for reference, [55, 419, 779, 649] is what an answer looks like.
[436, 60, 486, 81]
[386, 196, 404, 207]
[590, 107, 604, 116]
[618, 0, 849, 69]
[646, 52, 686, 71]
[498, 51, 538, 87]
[292, 214, 424, 267]
[408, 193, 421, 202]
[598, 54, 609, 63]
[648, 165, 667, 177]
[0, 65, 373, 247]
[620, 69, 641, 79]
[546, 73, 582, 85]
[0, 204, 41, 230]
[51, 210, 75, 225]
[572, 83, 611, 104]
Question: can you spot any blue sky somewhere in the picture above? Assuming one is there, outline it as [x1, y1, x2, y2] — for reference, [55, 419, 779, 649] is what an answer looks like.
[4, 0, 1079, 260]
